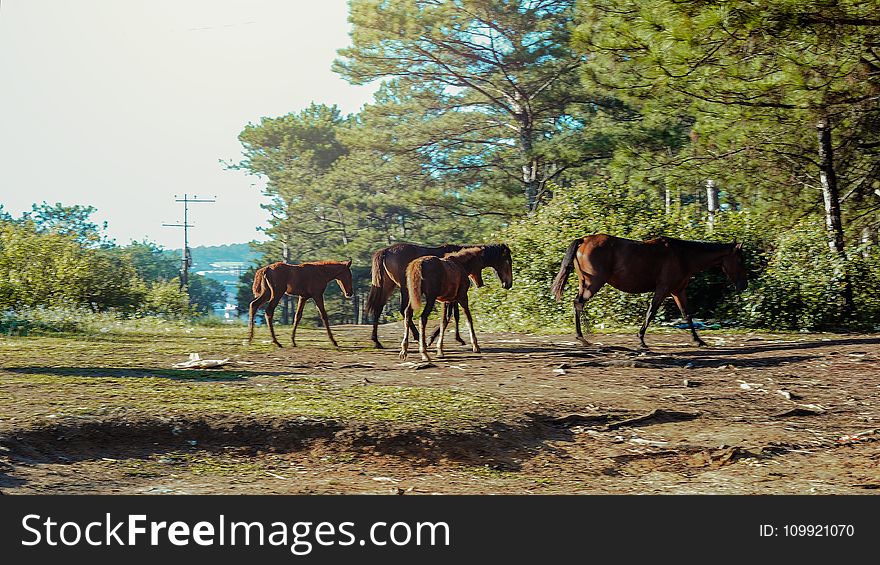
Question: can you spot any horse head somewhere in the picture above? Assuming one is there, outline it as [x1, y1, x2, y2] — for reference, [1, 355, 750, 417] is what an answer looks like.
[721, 242, 748, 292]
[489, 244, 514, 290]
[337, 260, 354, 298]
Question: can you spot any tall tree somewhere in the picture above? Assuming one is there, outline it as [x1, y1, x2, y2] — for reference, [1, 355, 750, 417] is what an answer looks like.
[22, 201, 113, 247]
[335, 0, 620, 212]
[576, 0, 880, 312]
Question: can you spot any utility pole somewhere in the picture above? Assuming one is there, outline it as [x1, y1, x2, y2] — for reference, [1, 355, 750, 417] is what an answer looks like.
[163, 194, 216, 288]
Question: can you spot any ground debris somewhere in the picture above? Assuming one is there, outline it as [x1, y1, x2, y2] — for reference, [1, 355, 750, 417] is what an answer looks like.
[398, 361, 437, 370]
[337, 363, 376, 369]
[773, 405, 826, 418]
[546, 413, 615, 427]
[563, 359, 679, 369]
[689, 446, 757, 468]
[836, 429, 878, 445]
[172, 353, 231, 369]
[605, 408, 701, 430]
[776, 389, 802, 401]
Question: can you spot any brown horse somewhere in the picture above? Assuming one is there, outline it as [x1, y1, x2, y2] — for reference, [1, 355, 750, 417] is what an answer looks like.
[551, 234, 747, 347]
[399, 244, 513, 362]
[248, 260, 354, 348]
[367, 243, 471, 349]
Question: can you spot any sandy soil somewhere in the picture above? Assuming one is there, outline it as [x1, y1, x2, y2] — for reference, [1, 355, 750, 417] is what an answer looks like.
[1, 325, 878, 494]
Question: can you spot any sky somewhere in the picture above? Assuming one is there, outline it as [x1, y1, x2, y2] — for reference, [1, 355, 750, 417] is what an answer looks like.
[0, 0, 378, 249]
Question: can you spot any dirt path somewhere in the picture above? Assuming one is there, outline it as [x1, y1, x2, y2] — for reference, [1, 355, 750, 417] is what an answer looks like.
[1, 326, 878, 494]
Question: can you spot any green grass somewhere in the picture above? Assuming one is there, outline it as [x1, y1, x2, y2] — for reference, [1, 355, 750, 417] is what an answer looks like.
[0, 326, 500, 430]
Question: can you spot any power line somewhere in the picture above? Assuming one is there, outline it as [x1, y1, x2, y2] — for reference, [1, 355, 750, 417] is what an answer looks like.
[162, 194, 216, 288]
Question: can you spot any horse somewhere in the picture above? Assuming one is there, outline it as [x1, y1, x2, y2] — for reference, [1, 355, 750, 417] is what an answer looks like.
[366, 243, 470, 349]
[399, 244, 513, 362]
[551, 234, 747, 348]
[247, 260, 354, 348]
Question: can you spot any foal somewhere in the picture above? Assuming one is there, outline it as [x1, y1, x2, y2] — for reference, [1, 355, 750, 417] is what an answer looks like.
[399, 245, 513, 362]
[247, 260, 353, 348]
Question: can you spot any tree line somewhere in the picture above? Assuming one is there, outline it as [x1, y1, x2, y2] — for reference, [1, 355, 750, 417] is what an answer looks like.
[0, 202, 226, 331]
[235, 0, 880, 331]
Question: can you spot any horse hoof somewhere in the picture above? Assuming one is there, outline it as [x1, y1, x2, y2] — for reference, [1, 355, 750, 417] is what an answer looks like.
[399, 351, 408, 360]
[472, 347, 481, 354]
[374, 342, 384, 350]
[696, 340, 708, 347]
[455, 338, 466, 346]
[577, 337, 591, 347]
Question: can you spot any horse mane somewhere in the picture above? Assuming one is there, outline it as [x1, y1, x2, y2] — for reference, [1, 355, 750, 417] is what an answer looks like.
[443, 246, 485, 263]
[446, 243, 509, 263]
[651, 237, 734, 253]
[298, 260, 347, 266]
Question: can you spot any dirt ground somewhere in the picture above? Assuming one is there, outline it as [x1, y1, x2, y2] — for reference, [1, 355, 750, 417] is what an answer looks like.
[1, 324, 878, 494]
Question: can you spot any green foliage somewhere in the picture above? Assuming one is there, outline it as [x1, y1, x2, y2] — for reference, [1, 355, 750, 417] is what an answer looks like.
[21, 201, 113, 248]
[739, 221, 880, 329]
[0, 221, 144, 313]
[187, 273, 227, 314]
[115, 240, 179, 282]
[141, 280, 192, 319]
[473, 180, 770, 331]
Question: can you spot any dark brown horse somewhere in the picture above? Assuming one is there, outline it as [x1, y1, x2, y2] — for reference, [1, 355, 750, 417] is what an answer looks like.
[366, 243, 470, 349]
[551, 234, 747, 347]
[248, 260, 354, 348]
[400, 244, 513, 362]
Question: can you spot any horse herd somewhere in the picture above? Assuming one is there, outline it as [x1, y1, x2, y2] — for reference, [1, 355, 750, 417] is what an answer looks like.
[247, 234, 748, 361]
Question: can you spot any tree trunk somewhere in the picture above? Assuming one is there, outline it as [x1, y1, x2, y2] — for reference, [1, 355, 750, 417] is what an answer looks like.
[519, 125, 540, 213]
[281, 242, 291, 325]
[816, 119, 854, 314]
[706, 179, 719, 231]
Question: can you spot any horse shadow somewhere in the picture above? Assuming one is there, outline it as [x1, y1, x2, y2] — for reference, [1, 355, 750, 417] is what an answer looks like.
[1, 367, 296, 381]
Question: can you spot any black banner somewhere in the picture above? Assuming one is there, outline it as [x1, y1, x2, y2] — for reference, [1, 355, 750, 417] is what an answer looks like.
[0, 495, 874, 563]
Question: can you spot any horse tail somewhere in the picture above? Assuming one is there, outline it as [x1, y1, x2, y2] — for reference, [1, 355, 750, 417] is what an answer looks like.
[551, 238, 582, 301]
[366, 249, 387, 320]
[407, 262, 423, 312]
[252, 267, 266, 297]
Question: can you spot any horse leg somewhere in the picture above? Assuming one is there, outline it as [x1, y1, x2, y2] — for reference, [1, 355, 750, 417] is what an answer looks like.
[671, 290, 707, 347]
[400, 285, 420, 341]
[638, 291, 667, 349]
[459, 296, 481, 354]
[574, 278, 605, 346]
[436, 303, 450, 358]
[370, 279, 394, 349]
[313, 295, 339, 348]
[399, 305, 413, 360]
[428, 303, 463, 346]
[264, 298, 283, 348]
[453, 304, 465, 345]
[417, 297, 436, 362]
[247, 293, 269, 344]
[290, 295, 307, 347]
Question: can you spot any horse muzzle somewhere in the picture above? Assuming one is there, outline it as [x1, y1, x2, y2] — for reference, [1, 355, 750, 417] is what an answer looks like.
[502, 281, 513, 290]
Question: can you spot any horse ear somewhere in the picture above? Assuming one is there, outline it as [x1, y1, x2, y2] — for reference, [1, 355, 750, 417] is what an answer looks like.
[345, 258, 352, 266]
[735, 242, 744, 250]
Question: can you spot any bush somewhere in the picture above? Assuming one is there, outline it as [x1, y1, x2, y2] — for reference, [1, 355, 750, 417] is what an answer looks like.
[472, 180, 767, 332]
[141, 280, 193, 319]
[739, 222, 880, 330]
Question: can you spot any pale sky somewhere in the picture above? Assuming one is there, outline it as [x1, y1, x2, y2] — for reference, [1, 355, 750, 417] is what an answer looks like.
[0, 0, 377, 248]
